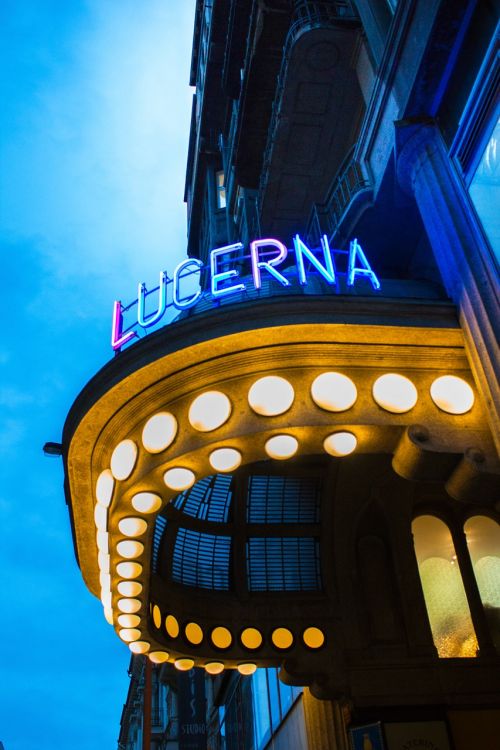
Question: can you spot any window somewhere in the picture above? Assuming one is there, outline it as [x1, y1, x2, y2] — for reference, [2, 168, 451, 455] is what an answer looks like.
[464, 515, 500, 651]
[468, 116, 500, 265]
[412, 515, 478, 658]
[251, 669, 303, 750]
[216, 170, 226, 209]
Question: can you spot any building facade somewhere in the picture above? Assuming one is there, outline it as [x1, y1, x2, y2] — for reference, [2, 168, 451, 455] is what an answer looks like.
[62, 1, 500, 749]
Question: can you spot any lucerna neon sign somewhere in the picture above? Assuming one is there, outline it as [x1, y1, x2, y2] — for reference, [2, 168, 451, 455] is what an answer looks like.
[111, 235, 381, 350]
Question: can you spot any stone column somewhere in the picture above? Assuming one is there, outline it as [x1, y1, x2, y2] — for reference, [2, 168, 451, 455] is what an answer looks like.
[396, 121, 500, 451]
[302, 691, 350, 750]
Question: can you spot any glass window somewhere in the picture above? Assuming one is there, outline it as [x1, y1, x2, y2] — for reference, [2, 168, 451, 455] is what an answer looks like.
[468, 116, 500, 265]
[464, 515, 500, 651]
[252, 669, 271, 749]
[412, 515, 478, 658]
[216, 171, 226, 209]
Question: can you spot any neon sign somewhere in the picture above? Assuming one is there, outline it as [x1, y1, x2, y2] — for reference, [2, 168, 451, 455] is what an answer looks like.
[111, 235, 380, 350]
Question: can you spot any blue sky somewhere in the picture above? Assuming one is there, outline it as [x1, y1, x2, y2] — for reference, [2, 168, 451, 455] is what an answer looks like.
[0, 1, 195, 747]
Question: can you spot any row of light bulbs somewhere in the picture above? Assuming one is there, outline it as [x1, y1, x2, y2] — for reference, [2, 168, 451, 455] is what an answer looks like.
[93, 370, 475, 660]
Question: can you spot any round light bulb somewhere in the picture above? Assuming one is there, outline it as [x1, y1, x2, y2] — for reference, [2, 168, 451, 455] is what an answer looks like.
[116, 540, 144, 559]
[117, 598, 142, 614]
[185, 622, 203, 645]
[165, 615, 180, 639]
[149, 651, 169, 664]
[303, 627, 325, 649]
[142, 412, 177, 453]
[237, 663, 257, 675]
[103, 607, 114, 625]
[110, 439, 138, 480]
[188, 391, 232, 432]
[129, 641, 150, 654]
[98, 552, 110, 572]
[117, 581, 142, 597]
[119, 628, 141, 643]
[248, 376, 294, 416]
[271, 627, 294, 649]
[265, 434, 298, 460]
[131, 492, 162, 514]
[118, 517, 148, 537]
[164, 467, 195, 491]
[116, 561, 143, 579]
[211, 627, 232, 649]
[175, 658, 194, 671]
[96, 470, 114, 508]
[323, 432, 357, 457]
[311, 372, 357, 412]
[152, 605, 162, 629]
[205, 662, 224, 675]
[430, 375, 474, 414]
[240, 628, 263, 650]
[372, 373, 418, 413]
[209, 448, 242, 472]
[96, 531, 109, 553]
[117, 614, 140, 628]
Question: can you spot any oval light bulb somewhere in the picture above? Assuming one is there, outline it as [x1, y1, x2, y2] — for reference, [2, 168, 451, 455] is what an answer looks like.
[110, 440, 138, 480]
[142, 412, 177, 453]
[248, 376, 294, 416]
[188, 391, 232, 431]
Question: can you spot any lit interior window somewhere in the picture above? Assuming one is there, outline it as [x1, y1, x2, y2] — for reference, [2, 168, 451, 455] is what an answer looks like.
[468, 116, 500, 265]
[412, 515, 478, 657]
[216, 170, 226, 209]
[464, 516, 500, 651]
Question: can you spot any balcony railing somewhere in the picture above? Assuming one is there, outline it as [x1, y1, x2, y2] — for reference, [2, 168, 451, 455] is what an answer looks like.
[306, 145, 372, 244]
[258, 0, 359, 211]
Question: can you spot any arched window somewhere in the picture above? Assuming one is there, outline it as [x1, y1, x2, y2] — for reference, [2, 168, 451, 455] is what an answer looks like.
[412, 515, 478, 658]
[464, 515, 500, 651]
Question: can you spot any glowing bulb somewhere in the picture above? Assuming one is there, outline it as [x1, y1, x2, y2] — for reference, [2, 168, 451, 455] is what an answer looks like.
[117, 598, 142, 614]
[323, 432, 357, 457]
[116, 561, 143, 579]
[98, 552, 110, 572]
[165, 615, 179, 638]
[117, 581, 142, 597]
[103, 607, 114, 625]
[152, 605, 162, 629]
[129, 641, 150, 654]
[96, 531, 109, 553]
[119, 628, 141, 643]
[248, 376, 294, 416]
[131, 492, 162, 514]
[175, 658, 194, 671]
[237, 663, 257, 675]
[149, 651, 169, 664]
[118, 517, 148, 537]
[185, 622, 203, 645]
[100, 589, 112, 608]
[209, 448, 242, 472]
[430, 375, 474, 414]
[372, 373, 417, 413]
[311, 372, 357, 412]
[240, 628, 263, 650]
[164, 467, 195, 491]
[116, 540, 144, 559]
[265, 435, 298, 459]
[211, 627, 232, 649]
[303, 627, 325, 649]
[188, 391, 232, 431]
[94, 504, 108, 531]
[110, 439, 138, 480]
[142, 412, 177, 453]
[271, 627, 294, 649]
[96, 470, 114, 507]
[205, 662, 224, 675]
[99, 572, 111, 590]
[117, 614, 140, 628]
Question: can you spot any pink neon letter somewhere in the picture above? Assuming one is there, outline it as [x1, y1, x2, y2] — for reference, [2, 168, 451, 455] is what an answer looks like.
[111, 301, 137, 351]
[250, 238, 290, 290]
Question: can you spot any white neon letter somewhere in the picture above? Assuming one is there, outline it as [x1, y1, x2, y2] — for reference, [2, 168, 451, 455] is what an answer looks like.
[173, 258, 203, 310]
[210, 243, 245, 299]
[347, 238, 381, 290]
[250, 238, 290, 290]
[293, 234, 336, 286]
[111, 301, 136, 351]
[137, 272, 167, 328]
